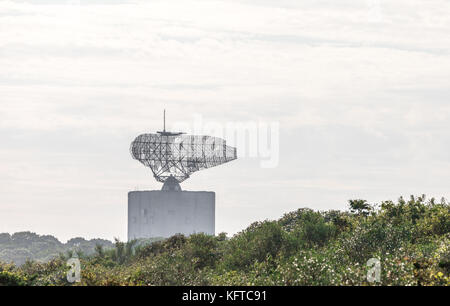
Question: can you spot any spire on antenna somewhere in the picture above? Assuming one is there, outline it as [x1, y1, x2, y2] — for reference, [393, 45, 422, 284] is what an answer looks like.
[156, 109, 184, 136]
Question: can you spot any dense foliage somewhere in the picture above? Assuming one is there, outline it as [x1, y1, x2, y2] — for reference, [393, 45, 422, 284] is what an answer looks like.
[1, 195, 449, 286]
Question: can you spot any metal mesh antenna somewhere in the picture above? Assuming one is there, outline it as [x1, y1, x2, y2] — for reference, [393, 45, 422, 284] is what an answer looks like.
[130, 111, 237, 183]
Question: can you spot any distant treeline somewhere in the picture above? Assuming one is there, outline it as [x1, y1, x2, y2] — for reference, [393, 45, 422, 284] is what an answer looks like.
[0, 232, 114, 265]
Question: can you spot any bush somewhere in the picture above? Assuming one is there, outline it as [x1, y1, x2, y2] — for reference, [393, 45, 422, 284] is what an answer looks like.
[0, 262, 28, 286]
[0, 270, 28, 286]
[184, 233, 218, 269]
[222, 221, 285, 271]
[339, 220, 411, 263]
[2, 194, 449, 286]
[280, 209, 337, 248]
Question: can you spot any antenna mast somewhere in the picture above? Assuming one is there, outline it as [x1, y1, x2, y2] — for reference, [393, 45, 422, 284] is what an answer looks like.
[156, 109, 183, 136]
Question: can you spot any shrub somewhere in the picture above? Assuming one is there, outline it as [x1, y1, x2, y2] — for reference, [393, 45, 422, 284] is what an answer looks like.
[339, 220, 411, 263]
[280, 209, 337, 248]
[0, 270, 28, 286]
[2, 194, 449, 286]
[184, 233, 218, 269]
[222, 221, 285, 271]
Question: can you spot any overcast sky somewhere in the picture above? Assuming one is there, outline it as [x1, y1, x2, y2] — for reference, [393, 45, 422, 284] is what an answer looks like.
[1, 0, 449, 242]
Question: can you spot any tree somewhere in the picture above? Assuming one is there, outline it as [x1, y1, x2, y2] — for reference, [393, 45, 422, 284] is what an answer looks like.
[348, 199, 371, 216]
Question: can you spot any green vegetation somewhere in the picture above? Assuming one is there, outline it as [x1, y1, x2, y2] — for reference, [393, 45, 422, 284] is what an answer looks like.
[0, 195, 449, 286]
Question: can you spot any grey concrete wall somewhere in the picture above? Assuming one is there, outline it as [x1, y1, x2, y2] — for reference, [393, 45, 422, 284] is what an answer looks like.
[128, 190, 215, 240]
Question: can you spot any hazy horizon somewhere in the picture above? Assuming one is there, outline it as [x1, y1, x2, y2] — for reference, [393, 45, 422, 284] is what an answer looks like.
[1, 0, 450, 242]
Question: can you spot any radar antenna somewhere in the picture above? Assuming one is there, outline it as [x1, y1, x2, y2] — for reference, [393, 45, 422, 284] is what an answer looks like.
[131, 111, 237, 187]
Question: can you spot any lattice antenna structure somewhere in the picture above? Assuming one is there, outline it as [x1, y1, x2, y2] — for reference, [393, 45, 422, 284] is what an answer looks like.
[130, 111, 237, 185]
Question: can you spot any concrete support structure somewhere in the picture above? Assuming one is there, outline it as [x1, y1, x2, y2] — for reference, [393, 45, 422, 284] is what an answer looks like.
[128, 190, 215, 240]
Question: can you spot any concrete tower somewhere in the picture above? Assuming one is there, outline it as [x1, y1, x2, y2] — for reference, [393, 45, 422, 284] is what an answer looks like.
[128, 189, 215, 240]
[128, 111, 236, 240]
